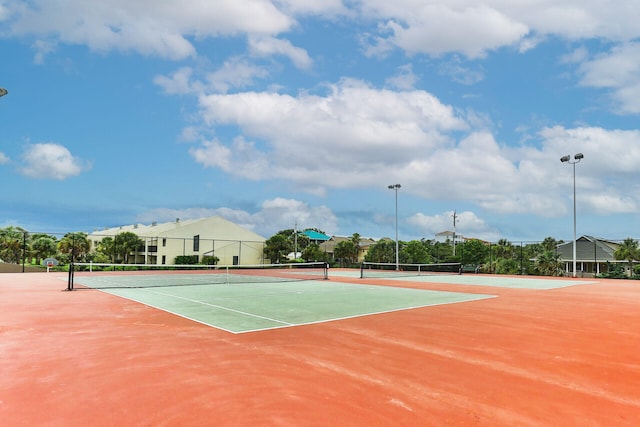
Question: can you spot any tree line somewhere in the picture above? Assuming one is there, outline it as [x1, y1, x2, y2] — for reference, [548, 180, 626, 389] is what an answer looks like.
[263, 229, 570, 274]
[0, 226, 153, 268]
[263, 228, 640, 278]
[2, 225, 640, 278]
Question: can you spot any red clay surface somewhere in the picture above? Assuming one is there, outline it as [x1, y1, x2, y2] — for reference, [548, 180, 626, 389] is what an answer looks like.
[2, 270, 640, 426]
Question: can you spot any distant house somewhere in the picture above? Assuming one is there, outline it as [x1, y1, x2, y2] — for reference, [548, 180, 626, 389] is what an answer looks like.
[556, 235, 625, 277]
[319, 236, 376, 263]
[435, 230, 456, 243]
[88, 216, 266, 266]
[302, 229, 331, 244]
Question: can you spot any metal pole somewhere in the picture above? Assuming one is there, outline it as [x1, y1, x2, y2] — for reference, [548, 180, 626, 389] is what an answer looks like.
[395, 188, 399, 270]
[388, 184, 401, 270]
[22, 232, 26, 273]
[572, 161, 577, 278]
[561, 153, 583, 278]
[452, 210, 457, 256]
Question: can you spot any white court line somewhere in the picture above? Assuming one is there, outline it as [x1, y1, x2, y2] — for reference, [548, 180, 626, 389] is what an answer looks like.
[146, 288, 294, 326]
[95, 280, 495, 334]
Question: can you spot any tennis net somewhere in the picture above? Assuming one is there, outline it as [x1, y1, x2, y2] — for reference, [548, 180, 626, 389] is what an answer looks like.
[67, 261, 329, 290]
[360, 261, 461, 279]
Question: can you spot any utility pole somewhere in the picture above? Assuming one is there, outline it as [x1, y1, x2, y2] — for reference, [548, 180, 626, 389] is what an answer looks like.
[294, 220, 298, 260]
[452, 210, 458, 256]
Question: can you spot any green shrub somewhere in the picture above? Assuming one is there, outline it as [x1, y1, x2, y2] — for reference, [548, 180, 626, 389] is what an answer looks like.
[202, 255, 219, 265]
[174, 255, 199, 265]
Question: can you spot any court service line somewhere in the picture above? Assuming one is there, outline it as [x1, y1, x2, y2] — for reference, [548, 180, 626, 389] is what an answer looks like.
[146, 289, 295, 326]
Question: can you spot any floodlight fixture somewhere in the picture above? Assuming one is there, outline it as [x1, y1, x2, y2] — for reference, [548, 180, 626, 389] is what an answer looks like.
[560, 153, 584, 277]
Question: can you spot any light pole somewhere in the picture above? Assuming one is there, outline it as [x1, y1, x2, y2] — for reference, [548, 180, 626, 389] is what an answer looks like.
[388, 184, 401, 270]
[561, 153, 584, 277]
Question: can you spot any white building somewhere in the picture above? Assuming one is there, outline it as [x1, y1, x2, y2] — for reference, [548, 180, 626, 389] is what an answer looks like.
[88, 216, 266, 266]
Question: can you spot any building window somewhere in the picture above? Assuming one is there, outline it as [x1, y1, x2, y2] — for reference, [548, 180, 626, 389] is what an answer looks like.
[193, 235, 200, 252]
[161, 255, 166, 265]
[162, 238, 167, 247]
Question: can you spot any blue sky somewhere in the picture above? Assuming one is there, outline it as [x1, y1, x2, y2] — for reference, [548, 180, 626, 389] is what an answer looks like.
[2, 1, 640, 243]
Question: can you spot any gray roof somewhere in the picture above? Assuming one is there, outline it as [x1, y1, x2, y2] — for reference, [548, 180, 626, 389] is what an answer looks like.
[556, 235, 619, 262]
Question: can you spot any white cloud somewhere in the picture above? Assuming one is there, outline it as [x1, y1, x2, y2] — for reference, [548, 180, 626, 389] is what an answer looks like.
[0, 3, 9, 21]
[187, 75, 640, 219]
[276, 0, 348, 16]
[438, 59, 485, 85]
[408, 210, 499, 241]
[8, 0, 640, 115]
[189, 136, 270, 180]
[6, 1, 640, 66]
[561, 46, 589, 64]
[361, 3, 529, 58]
[577, 42, 640, 114]
[536, 125, 640, 215]
[506, 2, 639, 41]
[137, 197, 338, 237]
[585, 193, 637, 215]
[20, 143, 91, 180]
[178, 126, 201, 142]
[0, 152, 9, 164]
[193, 78, 467, 191]
[31, 39, 57, 64]
[360, 1, 640, 58]
[153, 67, 200, 95]
[385, 64, 418, 90]
[155, 60, 270, 96]
[206, 57, 270, 93]
[517, 34, 544, 53]
[248, 36, 313, 69]
[5, 0, 293, 60]
[258, 197, 338, 234]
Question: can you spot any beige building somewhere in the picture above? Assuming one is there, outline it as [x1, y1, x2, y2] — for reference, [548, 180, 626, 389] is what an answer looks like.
[88, 216, 266, 266]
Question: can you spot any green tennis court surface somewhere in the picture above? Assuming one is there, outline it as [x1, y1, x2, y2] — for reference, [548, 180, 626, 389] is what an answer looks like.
[75, 277, 494, 333]
[335, 269, 592, 289]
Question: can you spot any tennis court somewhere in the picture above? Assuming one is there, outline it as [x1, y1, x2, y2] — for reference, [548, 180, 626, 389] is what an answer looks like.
[3, 269, 640, 426]
[73, 273, 494, 333]
[337, 267, 592, 290]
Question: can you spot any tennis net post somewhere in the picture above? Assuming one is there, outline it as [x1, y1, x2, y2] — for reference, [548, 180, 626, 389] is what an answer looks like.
[66, 262, 75, 291]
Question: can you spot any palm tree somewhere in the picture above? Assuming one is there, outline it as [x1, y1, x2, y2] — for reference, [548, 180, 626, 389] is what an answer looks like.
[494, 238, 513, 259]
[541, 237, 559, 252]
[364, 239, 395, 263]
[0, 226, 27, 264]
[614, 238, 639, 277]
[114, 232, 144, 263]
[334, 240, 356, 267]
[350, 233, 361, 263]
[97, 237, 117, 262]
[31, 234, 58, 265]
[58, 232, 91, 262]
[536, 250, 562, 276]
[263, 234, 292, 263]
